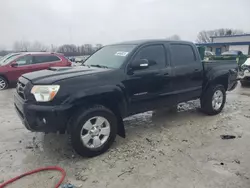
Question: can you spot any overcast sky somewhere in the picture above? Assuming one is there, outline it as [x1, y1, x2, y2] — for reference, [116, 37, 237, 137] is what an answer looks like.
[0, 0, 250, 49]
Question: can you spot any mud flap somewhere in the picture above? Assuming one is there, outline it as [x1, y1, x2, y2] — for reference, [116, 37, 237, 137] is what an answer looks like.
[117, 118, 126, 138]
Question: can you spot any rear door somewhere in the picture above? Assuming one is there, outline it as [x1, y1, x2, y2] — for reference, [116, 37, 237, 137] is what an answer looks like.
[170, 43, 203, 102]
[125, 44, 174, 115]
[32, 55, 62, 71]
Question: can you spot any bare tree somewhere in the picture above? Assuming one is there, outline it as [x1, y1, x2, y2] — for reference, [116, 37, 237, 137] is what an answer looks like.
[196, 29, 244, 43]
[84, 44, 93, 55]
[50, 44, 58, 52]
[29, 41, 48, 52]
[167, 34, 181, 40]
[92, 44, 103, 52]
[57, 44, 79, 56]
[57, 43, 103, 56]
[13, 41, 31, 51]
[96, 44, 103, 49]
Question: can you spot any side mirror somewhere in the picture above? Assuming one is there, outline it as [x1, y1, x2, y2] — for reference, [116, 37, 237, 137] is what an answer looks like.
[130, 59, 149, 70]
[11, 62, 18, 67]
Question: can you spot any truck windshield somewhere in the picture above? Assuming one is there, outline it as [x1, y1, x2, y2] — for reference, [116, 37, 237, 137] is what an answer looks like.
[84, 45, 136, 69]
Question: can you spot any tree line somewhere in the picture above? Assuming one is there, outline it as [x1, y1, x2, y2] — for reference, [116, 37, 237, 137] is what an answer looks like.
[196, 28, 246, 43]
[11, 41, 103, 56]
[0, 28, 248, 57]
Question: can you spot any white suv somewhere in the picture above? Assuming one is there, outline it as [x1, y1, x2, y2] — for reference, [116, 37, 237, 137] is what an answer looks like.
[239, 58, 250, 86]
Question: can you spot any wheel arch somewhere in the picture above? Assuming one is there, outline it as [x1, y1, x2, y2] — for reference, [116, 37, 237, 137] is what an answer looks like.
[67, 89, 127, 138]
[203, 73, 229, 95]
[0, 74, 9, 89]
[0, 74, 9, 83]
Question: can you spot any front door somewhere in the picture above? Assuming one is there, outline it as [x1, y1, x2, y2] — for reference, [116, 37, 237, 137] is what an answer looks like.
[8, 55, 35, 81]
[124, 44, 173, 115]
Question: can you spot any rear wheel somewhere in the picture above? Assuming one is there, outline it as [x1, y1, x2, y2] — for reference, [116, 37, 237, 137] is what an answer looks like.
[70, 105, 117, 157]
[200, 85, 226, 115]
[0, 76, 8, 90]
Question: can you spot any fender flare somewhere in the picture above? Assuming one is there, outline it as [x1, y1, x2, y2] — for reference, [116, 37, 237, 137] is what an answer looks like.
[66, 85, 128, 138]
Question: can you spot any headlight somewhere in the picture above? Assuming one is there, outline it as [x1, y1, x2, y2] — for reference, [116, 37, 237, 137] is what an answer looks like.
[31, 85, 60, 102]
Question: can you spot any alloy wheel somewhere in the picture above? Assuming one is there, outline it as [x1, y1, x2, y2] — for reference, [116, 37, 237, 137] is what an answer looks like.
[80, 116, 111, 149]
[0, 78, 6, 90]
[212, 90, 223, 110]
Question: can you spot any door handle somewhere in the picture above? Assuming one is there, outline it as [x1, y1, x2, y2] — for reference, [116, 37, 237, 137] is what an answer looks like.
[163, 72, 170, 77]
[194, 69, 199, 72]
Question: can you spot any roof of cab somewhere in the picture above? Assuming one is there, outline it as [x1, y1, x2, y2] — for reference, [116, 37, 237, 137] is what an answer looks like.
[18, 52, 63, 56]
[111, 39, 194, 46]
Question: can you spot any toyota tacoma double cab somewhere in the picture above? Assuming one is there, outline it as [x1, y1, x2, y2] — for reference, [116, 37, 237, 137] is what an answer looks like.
[14, 40, 238, 157]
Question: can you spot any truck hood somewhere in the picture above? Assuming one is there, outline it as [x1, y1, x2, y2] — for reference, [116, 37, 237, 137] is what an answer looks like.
[22, 66, 112, 84]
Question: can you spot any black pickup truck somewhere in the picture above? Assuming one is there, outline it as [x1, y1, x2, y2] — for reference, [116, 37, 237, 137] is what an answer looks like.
[14, 40, 238, 157]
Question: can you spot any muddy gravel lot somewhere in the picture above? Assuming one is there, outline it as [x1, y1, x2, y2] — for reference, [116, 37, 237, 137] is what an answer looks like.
[0, 85, 250, 188]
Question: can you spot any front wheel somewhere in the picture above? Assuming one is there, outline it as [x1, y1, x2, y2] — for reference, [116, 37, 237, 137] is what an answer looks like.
[0, 76, 8, 90]
[70, 105, 117, 157]
[200, 85, 226, 115]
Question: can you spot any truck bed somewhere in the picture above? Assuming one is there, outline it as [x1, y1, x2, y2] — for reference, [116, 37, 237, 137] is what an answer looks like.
[202, 60, 238, 91]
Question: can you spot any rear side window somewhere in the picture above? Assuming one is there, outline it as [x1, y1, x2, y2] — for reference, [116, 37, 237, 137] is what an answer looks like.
[33, 55, 60, 64]
[134, 45, 166, 69]
[170, 44, 196, 66]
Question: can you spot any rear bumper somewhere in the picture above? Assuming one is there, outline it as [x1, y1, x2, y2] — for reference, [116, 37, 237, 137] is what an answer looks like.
[14, 92, 72, 133]
[240, 77, 250, 83]
[238, 70, 250, 83]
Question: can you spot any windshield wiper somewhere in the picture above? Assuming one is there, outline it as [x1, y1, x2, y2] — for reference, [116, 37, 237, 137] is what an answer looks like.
[90, 64, 109, 69]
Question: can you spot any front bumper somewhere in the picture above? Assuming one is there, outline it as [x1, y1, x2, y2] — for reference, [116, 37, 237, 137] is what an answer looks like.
[14, 92, 72, 133]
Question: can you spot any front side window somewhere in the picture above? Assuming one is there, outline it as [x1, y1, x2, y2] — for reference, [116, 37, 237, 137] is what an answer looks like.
[15, 56, 32, 66]
[133, 45, 166, 69]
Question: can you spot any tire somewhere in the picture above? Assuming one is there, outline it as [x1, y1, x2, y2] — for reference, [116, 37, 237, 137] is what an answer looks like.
[240, 81, 248, 87]
[200, 85, 226, 115]
[70, 105, 117, 157]
[0, 76, 8, 90]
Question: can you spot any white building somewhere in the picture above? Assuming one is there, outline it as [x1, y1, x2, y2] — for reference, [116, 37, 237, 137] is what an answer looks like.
[198, 34, 250, 55]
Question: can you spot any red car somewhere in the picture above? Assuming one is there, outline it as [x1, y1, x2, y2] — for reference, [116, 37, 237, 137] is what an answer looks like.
[0, 52, 71, 90]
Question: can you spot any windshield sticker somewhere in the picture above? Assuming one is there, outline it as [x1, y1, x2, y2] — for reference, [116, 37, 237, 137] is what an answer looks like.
[115, 51, 129, 56]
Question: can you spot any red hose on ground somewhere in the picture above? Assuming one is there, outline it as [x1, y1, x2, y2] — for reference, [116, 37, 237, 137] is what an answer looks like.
[0, 166, 66, 188]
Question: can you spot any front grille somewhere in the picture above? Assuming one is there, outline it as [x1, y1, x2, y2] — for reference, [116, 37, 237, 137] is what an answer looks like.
[16, 80, 26, 100]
